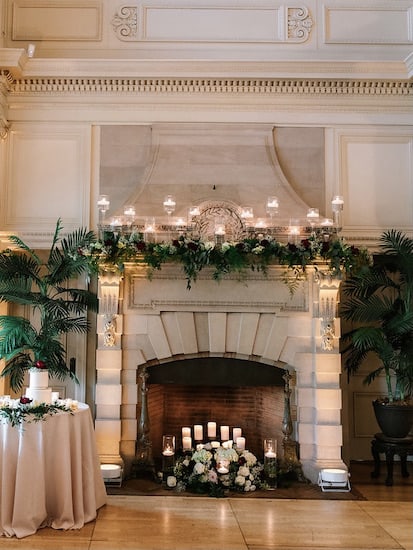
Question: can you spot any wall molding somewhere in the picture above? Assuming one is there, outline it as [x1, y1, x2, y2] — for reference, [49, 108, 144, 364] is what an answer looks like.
[10, 77, 413, 97]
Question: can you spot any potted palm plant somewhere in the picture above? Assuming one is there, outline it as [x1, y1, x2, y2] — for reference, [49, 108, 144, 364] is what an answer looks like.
[340, 229, 413, 438]
[0, 219, 98, 392]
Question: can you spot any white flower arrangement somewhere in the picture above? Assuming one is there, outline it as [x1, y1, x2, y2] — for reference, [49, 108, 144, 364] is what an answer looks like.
[170, 443, 263, 497]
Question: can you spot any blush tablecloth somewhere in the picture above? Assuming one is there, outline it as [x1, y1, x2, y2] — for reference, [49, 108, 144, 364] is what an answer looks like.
[0, 403, 107, 538]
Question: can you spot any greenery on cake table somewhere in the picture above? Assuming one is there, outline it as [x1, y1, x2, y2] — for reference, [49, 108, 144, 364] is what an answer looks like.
[79, 230, 370, 290]
[167, 445, 263, 497]
[0, 398, 74, 428]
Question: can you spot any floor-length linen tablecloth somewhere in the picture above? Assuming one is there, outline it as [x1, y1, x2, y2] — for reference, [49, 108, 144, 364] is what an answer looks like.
[0, 403, 107, 538]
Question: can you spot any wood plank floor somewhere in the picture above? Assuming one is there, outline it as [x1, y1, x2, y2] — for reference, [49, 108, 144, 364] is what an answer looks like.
[1, 462, 411, 549]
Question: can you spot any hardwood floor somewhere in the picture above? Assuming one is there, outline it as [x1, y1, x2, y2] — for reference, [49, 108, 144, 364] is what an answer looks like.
[1, 462, 411, 550]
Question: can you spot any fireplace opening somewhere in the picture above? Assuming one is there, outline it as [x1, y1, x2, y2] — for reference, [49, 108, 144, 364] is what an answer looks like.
[145, 357, 288, 460]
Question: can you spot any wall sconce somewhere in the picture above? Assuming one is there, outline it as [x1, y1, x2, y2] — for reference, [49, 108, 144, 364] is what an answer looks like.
[315, 272, 341, 351]
[163, 195, 176, 216]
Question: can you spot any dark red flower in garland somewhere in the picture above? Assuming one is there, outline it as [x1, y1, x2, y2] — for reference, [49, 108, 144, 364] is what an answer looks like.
[301, 239, 311, 249]
[260, 239, 270, 248]
[136, 241, 146, 252]
[172, 239, 180, 247]
[187, 241, 199, 251]
[288, 243, 298, 252]
[19, 396, 32, 404]
[321, 242, 330, 254]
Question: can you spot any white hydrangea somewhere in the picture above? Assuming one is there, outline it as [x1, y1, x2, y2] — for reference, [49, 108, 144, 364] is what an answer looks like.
[193, 462, 206, 475]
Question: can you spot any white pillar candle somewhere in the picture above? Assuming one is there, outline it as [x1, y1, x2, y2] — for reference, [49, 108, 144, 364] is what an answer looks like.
[207, 421, 217, 438]
[211, 441, 220, 448]
[220, 425, 230, 441]
[264, 450, 277, 458]
[182, 426, 191, 439]
[182, 436, 192, 450]
[232, 427, 242, 441]
[194, 424, 203, 441]
[236, 437, 246, 450]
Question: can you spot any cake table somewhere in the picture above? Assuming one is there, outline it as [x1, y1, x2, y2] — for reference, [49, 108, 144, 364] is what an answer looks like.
[0, 402, 107, 538]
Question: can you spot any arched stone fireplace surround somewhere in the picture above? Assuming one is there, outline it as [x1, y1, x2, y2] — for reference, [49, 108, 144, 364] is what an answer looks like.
[95, 262, 344, 484]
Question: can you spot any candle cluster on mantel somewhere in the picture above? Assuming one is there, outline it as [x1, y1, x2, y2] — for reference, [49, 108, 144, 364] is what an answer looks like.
[180, 423, 246, 451]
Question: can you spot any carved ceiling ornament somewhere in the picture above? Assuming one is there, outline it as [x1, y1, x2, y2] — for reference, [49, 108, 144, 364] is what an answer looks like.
[288, 6, 313, 41]
[111, 6, 139, 41]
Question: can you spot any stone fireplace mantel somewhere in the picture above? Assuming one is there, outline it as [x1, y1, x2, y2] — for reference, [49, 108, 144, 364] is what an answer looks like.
[94, 263, 345, 484]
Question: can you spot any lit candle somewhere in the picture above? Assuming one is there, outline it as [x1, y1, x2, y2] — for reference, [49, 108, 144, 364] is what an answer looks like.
[182, 436, 192, 450]
[265, 450, 277, 458]
[162, 445, 174, 456]
[211, 441, 220, 448]
[217, 460, 230, 474]
[232, 427, 242, 441]
[236, 437, 246, 451]
[182, 427, 191, 439]
[194, 424, 203, 441]
[222, 440, 233, 449]
[220, 425, 230, 441]
[207, 422, 217, 438]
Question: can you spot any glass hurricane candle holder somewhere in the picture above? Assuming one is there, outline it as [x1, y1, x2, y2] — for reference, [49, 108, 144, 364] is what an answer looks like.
[263, 438, 278, 489]
[162, 435, 176, 480]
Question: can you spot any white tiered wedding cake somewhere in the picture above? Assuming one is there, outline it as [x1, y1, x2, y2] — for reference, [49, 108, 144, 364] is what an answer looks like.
[25, 361, 52, 404]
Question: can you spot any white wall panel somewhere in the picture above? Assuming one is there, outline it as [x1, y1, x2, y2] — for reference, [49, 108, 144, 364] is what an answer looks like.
[12, 0, 102, 41]
[324, 4, 413, 44]
[143, 6, 282, 42]
[2, 124, 91, 238]
[338, 130, 413, 233]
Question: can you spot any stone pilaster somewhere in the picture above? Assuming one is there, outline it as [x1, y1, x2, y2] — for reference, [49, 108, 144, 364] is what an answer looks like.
[94, 268, 123, 466]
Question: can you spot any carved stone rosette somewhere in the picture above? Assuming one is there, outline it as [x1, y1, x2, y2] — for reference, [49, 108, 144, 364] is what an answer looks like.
[111, 6, 138, 41]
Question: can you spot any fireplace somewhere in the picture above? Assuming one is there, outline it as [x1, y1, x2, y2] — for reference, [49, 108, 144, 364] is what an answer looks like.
[94, 260, 345, 484]
[146, 357, 287, 459]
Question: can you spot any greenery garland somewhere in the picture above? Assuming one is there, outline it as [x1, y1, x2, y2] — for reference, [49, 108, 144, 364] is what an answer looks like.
[77, 231, 370, 290]
[0, 399, 74, 427]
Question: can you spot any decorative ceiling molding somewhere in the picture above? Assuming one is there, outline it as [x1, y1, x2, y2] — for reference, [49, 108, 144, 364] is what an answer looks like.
[110, 4, 313, 44]
[111, 6, 138, 42]
[9, 77, 413, 97]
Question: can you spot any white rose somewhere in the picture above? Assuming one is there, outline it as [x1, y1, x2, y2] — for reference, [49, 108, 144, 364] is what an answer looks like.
[235, 475, 246, 486]
[238, 466, 250, 477]
[166, 476, 177, 488]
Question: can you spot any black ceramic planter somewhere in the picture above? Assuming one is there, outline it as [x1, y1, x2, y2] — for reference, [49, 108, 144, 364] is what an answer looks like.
[373, 400, 413, 439]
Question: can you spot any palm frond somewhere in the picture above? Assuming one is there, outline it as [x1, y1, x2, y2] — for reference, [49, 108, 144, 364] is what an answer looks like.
[7, 236, 42, 264]
[0, 316, 38, 358]
[0, 353, 32, 391]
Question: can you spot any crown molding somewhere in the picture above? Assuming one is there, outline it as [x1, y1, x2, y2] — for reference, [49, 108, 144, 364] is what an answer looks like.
[16, 58, 412, 81]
